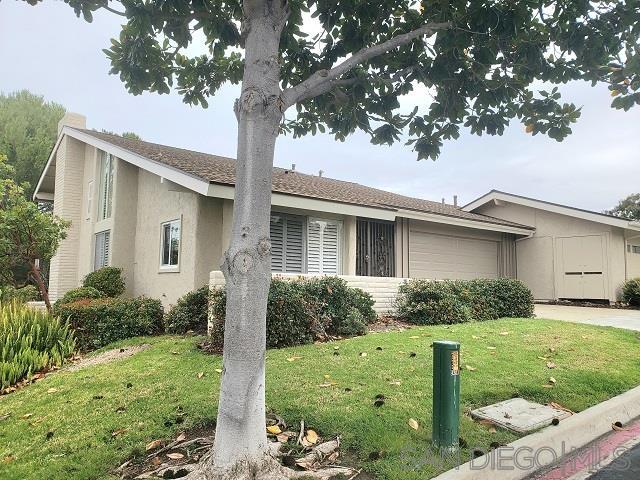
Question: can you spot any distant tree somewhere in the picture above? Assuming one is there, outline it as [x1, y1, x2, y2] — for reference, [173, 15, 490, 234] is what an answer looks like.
[0, 156, 69, 311]
[0, 90, 65, 198]
[608, 193, 640, 221]
[100, 129, 142, 140]
[26, 1, 640, 478]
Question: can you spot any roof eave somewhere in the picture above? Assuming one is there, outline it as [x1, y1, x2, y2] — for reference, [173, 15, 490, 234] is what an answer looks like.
[396, 208, 535, 235]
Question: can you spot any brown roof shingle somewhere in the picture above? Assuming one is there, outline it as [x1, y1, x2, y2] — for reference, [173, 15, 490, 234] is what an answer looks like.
[77, 129, 533, 231]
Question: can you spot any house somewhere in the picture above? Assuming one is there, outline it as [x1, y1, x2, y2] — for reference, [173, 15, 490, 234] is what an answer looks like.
[34, 113, 640, 309]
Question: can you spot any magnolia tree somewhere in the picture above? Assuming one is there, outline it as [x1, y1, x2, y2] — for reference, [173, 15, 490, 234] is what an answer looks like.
[27, 0, 640, 477]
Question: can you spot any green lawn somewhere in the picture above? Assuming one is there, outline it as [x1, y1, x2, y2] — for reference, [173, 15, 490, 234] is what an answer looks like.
[1, 318, 640, 480]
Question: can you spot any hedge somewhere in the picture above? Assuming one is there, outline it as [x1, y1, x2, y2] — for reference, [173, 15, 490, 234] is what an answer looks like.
[0, 285, 39, 304]
[396, 278, 534, 325]
[54, 297, 164, 351]
[170, 276, 376, 349]
[622, 278, 640, 307]
[52, 287, 105, 313]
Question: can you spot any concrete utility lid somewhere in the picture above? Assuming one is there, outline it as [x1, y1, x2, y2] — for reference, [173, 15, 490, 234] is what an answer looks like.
[471, 398, 572, 433]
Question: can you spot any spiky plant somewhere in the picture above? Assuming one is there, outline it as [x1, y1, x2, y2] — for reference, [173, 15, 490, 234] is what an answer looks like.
[0, 301, 76, 392]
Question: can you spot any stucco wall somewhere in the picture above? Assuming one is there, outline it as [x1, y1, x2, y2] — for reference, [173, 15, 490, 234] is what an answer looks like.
[476, 202, 628, 300]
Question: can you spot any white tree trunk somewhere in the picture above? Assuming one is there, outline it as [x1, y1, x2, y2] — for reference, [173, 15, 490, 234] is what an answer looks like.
[209, 1, 287, 475]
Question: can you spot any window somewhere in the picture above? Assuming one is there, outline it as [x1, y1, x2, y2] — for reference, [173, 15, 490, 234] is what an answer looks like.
[86, 180, 94, 220]
[307, 218, 342, 275]
[633, 245, 640, 254]
[270, 214, 304, 273]
[161, 219, 181, 268]
[94, 231, 110, 270]
[97, 150, 114, 221]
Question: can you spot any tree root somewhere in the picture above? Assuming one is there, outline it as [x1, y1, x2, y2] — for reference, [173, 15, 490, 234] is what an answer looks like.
[183, 452, 354, 480]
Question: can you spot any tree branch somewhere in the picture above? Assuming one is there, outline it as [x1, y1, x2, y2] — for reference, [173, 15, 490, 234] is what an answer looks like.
[281, 21, 451, 108]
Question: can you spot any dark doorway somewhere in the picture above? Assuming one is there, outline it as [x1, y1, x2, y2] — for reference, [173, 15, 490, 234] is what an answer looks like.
[356, 219, 395, 277]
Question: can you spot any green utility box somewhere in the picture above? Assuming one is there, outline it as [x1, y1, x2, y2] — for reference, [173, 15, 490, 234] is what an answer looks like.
[432, 340, 460, 453]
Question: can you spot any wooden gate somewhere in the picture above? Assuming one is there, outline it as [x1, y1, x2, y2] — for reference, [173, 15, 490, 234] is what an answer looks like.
[356, 219, 395, 277]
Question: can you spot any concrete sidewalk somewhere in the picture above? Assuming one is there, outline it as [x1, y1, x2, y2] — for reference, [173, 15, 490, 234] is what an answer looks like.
[535, 304, 640, 332]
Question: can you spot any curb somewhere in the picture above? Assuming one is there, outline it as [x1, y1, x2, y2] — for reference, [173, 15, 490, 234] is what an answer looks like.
[432, 384, 640, 480]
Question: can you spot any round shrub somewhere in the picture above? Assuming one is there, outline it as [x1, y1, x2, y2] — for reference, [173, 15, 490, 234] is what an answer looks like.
[301, 276, 376, 334]
[165, 285, 210, 334]
[83, 267, 125, 297]
[396, 280, 473, 325]
[209, 279, 328, 350]
[622, 278, 640, 306]
[335, 307, 368, 336]
[54, 287, 104, 311]
[54, 296, 163, 351]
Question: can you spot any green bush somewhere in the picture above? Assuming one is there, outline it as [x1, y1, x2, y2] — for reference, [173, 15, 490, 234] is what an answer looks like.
[302, 276, 376, 334]
[336, 308, 368, 336]
[82, 267, 126, 297]
[396, 278, 534, 325]
[55, 297, 164, 351]
[622, 278, 640, 306]
[0, 285, 39, 304]
[209, 279, 328, 350]
[165, 285, 210, 334]
[53, 287, 105, 313]
[1, 301, 76, 391]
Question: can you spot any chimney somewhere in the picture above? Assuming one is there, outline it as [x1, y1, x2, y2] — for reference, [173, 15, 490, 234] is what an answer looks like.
[453, 195, 458, 207]
[318, 170, 324, 177]
[442, 198, 445, 206]
[57, 112, 86, 135]
[291, 163, 296, 171]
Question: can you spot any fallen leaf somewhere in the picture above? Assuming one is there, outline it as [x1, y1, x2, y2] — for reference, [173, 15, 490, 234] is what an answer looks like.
[0, 413, 11, 421]
[537, 356, 548, 361]
[171, 351, 179, 355]
[549, 377, 557, 384]
[276, 433, 291, 443]
[488, 427, 497, 434]
[151, 456, 162, 466]
[2, 455, 14, 464]
[546, 362, 557, 369]
[499, 332, 509, 336]
[215, 369, 223, 374]
[197, 372, 204, 379]
[359, 352, 367, 357]
[175, 432, 186, 442]
[166, 452, 184, 460]
[333, 346, 340, 350]
[409, 335, 420, 339]
[145, 439, 162, 451]
[286, 356, 301, 362]
[465, 365, 477, 372]
[20, 413, 33, 419]
[408, 418, 419, 430]
[487, 347, 496, 350]
[389, 380, 401, 386]
[542, 384, 554, 388]
[267, 425, 282, 435]
[472, 335, 480, 340]
[549, 347, 556, 353]
[305, 429, 319, 445]
[47, 388, 58, 394]
[111, 428, 127, 437]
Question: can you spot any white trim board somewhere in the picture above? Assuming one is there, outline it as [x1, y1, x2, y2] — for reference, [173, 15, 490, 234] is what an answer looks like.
[464, 190, 640, 232]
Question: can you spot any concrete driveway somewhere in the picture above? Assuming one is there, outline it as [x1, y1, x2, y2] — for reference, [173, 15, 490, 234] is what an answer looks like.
[535, 304, 640, 331]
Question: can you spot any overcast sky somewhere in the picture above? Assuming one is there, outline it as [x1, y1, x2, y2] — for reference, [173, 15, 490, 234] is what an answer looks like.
[1, 2, 638, 211]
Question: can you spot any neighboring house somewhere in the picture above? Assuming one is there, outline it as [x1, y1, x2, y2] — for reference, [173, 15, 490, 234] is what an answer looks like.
[34, 114, 640, 308]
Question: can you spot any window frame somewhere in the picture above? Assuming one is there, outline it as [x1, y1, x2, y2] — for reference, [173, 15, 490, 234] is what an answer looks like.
[270, 212, 307, 274]
[159, 217, 182, 272]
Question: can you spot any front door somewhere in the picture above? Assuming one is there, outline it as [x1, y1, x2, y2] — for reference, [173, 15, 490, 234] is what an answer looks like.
[356, 219, 395, 277]
[556, 235, 608, 300]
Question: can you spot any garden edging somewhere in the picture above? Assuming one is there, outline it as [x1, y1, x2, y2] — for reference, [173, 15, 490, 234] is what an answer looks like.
[433, 384, 640, 480]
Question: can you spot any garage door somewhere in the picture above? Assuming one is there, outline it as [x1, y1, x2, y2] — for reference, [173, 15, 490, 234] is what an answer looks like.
[556, 235, 607, 299]
[409, 230, 498, 280]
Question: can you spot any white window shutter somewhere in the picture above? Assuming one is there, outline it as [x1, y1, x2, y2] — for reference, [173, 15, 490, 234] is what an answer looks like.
[307, 219, 341, 275]
[307, 221, 322, 274]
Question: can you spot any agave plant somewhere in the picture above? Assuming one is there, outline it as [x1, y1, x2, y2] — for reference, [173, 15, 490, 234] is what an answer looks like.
[0, 301, 76, 392]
